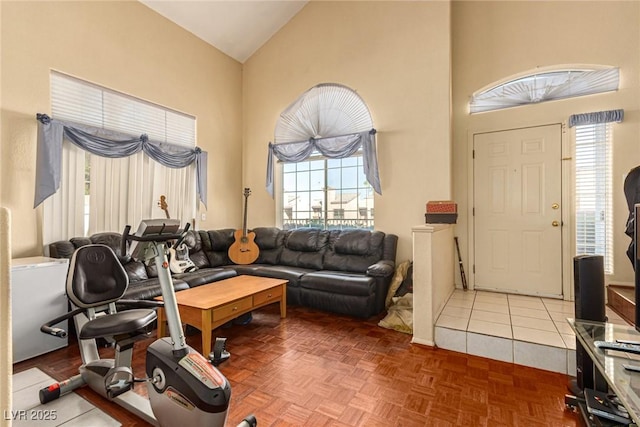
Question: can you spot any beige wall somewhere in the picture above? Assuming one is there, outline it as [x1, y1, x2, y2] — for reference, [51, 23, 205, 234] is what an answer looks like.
[4, 0, 635, 285]
[452, 1, 640, 288]
[243, 1, 452, 262]
[0, 0, 243, 257]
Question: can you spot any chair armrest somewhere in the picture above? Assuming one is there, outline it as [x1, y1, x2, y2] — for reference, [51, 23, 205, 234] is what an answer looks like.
[367, 260, 395, 277]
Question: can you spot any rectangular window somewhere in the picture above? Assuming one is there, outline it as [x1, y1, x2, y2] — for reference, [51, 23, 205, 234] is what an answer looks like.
[575, 122, 613, 274]
[46, 72, 196, 241]
[281, 152, 374, 230]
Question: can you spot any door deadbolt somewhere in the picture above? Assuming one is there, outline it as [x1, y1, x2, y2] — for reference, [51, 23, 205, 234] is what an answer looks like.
[552, 220, 560, 227]
[552, 203, 559, 209]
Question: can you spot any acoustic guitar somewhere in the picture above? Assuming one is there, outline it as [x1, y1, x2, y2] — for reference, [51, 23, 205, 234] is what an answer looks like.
[228, 188, 259, 264]
[158, 195, 197, 274]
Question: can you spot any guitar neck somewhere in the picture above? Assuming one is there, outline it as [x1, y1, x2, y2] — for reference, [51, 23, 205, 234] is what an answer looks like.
[242, 194, 249, 237]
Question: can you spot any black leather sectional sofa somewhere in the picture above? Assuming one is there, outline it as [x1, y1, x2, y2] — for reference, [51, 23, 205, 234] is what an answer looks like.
[49, 227, 398, 318]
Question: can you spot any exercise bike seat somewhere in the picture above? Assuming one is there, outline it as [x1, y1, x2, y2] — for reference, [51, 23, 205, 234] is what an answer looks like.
[79, 309, 157, 340]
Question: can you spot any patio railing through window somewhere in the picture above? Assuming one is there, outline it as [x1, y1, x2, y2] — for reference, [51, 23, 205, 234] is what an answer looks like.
[282, 218, 374, 230]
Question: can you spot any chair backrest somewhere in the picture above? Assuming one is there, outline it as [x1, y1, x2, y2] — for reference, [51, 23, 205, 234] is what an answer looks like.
[67, 244, 129, 308]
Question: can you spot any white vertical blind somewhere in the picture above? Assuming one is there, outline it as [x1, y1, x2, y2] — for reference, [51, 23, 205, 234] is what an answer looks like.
[46, 71, 197, 241]
[575, 122, 613, 273]
[42, 142, 87, 246]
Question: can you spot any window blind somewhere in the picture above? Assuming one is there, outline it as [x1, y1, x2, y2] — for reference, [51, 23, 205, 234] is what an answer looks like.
[575, 122, 613, 274]
[51, 71, 195, 147]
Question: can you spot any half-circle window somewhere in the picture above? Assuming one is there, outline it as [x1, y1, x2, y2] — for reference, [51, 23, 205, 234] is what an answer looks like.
[275, 83, 373, 143]
[470, 66, 620, 114]
[266, 83, 380, 198]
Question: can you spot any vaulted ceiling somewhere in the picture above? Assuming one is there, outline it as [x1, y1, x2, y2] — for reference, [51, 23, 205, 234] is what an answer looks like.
[139, 1, 309, 63]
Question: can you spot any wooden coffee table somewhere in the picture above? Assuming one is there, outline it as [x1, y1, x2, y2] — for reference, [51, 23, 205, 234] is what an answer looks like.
[156, 275, 287, 356]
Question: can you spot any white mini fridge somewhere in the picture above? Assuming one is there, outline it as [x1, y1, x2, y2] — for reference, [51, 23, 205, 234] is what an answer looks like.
[11, 256, 69, 362]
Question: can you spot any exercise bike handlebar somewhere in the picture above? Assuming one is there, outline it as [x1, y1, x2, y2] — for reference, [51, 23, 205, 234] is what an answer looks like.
[42, 326, 67, 338]
[120, 223, 191, 256]
[40, 307, 86, 338]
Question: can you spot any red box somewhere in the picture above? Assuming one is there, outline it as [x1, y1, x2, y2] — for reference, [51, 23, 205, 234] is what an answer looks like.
[425, 200, 457, 224]
[426, 200, 457, 214]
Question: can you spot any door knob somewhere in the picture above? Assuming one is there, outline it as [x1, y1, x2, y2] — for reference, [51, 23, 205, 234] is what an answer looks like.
[552, 220, 560, 227]
[552, 203, 559, 209]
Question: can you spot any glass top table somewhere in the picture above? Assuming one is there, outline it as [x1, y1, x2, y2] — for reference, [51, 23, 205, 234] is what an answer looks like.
[569, 318, 640, 424]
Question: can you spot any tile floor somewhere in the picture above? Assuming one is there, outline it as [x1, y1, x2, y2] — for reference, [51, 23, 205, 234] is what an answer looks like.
[11, 368, 120, 426]
[434, 289, 629, 375]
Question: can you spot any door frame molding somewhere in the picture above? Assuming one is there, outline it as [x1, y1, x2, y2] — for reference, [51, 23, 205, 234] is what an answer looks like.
[466, 122, 573, 300]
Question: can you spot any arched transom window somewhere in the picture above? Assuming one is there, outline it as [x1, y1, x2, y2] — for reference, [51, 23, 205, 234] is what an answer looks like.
[470, 66, 620, 114]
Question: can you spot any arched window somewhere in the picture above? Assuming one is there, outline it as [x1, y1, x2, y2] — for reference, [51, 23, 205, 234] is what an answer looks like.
[266, 83, 379, 230]
[470, 66, 619, 114]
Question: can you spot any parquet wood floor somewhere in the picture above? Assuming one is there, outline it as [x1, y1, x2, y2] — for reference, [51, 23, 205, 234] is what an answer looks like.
[14, 305, 580, 426]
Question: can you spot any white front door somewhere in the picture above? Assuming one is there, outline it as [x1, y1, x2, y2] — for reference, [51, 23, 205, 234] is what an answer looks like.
[473, 124, 563, 297]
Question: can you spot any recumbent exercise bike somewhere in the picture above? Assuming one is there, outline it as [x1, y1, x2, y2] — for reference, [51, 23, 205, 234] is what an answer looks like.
[39, 219, 256, 427]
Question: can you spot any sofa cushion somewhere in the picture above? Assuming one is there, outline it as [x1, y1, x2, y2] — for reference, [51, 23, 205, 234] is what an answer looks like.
[49, 240, 77, 258]
[181, 230, 210, 269]
[300, 271, 375, 297]
[200, 229, 235, 267]
[90, 232, 128, 258]
[206, 229, 236, 251]
[333, 230, 384, 256]
[300, 288, 375, 318]
[249, 265, 317, 287]
[124, 278, 189, 300]
[323, 230, 385, 273]
[70, 237, 91, 250]
[253, 227, 284, 265]
[230, 264, 266, 276]
[123, 260, 149, 282]
[285, 228, 323, 252]
[254, 227, 282, 249]
[280, 229, 328, 270]
[172, 267, 236, 288]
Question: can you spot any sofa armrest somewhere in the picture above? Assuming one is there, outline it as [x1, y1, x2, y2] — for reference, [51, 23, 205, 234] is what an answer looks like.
[367, 260, 395, 277]
[49, 240, 76, 259]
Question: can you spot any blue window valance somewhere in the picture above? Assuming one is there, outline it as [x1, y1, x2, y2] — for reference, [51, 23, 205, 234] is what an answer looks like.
[568, 109, 624, 127]
[34, 113, 207, 208]
[266, 129, 381, 197]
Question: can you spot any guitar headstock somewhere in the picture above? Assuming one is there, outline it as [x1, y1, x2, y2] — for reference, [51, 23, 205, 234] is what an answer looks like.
[158, 195, 170, 219]
[244, 188, 251, 198]
[158, 195, 167, 211]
